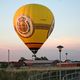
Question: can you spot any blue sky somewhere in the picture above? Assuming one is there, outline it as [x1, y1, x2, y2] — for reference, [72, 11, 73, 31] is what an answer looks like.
[0, 0, 80, 61]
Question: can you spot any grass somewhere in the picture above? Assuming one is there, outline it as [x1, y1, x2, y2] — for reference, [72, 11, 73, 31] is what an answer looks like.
[0, 67, 78, 80]
[0, 69, 29, 80]
[0, 68, 59, 80]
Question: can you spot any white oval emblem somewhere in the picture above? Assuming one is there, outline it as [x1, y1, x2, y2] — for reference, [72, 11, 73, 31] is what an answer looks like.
[16, 15, 33, 38]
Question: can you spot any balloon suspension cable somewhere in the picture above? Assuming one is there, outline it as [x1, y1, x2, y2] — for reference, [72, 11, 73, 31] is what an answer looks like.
[32, 49, 37, 60]
[30, 48, 38, 60]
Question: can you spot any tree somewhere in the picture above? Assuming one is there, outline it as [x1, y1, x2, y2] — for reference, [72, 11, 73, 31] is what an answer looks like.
[35, 57, 41, 60]
[41, 56, 48, 60]
[18, 57, 27, 62]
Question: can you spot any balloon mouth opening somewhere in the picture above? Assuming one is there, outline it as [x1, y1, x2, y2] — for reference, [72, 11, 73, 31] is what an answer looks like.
[30, 48, 39, 54]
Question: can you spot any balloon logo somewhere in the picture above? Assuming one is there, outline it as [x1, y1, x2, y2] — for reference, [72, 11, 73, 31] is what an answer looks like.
[13, 4, 55, 58]
[16, 15, 33, 38]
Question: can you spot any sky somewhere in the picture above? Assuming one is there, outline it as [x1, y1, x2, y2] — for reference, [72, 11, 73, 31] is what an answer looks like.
[0, 0, 80, 61]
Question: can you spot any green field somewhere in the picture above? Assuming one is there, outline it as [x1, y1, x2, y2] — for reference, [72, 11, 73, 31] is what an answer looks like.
[0, 68, 59, 80]
[0, 69, 29, 80]
[0, 67, 80, 80]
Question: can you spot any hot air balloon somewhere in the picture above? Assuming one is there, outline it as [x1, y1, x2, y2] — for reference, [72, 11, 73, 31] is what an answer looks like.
[13, 4, 55, 59]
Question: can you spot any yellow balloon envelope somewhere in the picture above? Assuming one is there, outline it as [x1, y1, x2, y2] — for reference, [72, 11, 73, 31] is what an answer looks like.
[13, 4, 55, 56]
